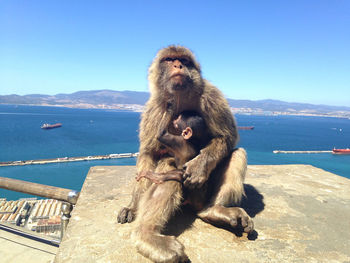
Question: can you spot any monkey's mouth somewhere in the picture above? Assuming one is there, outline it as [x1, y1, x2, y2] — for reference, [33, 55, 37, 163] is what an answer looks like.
[170, 73, 185, 79]
[169, 73, 188, 90]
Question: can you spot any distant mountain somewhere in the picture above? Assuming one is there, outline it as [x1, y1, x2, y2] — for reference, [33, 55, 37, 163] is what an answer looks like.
[1, 90, 349, 116]
[227, 98, 350, 114]
[0, 90, 150, 106]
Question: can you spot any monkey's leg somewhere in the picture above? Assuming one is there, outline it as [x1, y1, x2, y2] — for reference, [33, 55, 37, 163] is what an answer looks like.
[133, 181, 188, 263]
[118, 152, 157, 224]
[117, 177, 152, 224]
[197, 148, 254, 233]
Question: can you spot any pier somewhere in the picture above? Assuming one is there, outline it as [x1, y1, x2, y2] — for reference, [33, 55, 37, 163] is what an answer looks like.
[273, 150, 332, 154]
[0, 153, 139, 167]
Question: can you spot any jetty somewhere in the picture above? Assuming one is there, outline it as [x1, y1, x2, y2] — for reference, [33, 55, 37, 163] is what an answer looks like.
[0, 153, 139, 167]
[273, 150, 332, 154]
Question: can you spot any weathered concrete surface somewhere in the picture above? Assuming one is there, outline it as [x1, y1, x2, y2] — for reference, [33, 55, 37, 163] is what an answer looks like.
[0, 228, 57, 263]
[55, 165, 350, 263]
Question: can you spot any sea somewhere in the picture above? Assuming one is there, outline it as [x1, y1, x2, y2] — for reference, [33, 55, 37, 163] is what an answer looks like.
[0, 104, 349, 200]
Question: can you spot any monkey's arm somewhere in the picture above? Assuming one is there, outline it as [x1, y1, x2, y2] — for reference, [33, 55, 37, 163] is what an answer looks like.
[118, 104, 160, 223]
[118, 105, 175, 223]
[183, 84, 237, 189]
[136, 169, 184, 184]
[136, 102, 169, 174]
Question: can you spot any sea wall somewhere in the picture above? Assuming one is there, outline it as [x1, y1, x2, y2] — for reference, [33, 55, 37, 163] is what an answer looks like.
[55, 165, 350, 262]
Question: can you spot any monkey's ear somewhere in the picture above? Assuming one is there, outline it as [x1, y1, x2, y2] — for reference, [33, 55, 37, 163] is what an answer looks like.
[182, 127, 193, 140]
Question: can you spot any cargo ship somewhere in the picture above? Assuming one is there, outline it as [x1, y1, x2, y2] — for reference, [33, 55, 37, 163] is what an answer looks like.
[332, 148, 350, 155]
[41, 123, 62, 129]
[238, 126, 254, 130]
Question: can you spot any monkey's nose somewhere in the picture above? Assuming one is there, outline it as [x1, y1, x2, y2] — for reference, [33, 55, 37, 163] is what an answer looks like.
[173, 60, 183, 69]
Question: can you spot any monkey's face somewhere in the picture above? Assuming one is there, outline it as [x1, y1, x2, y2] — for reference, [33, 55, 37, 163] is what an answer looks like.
[157, 129, 197, 166]
[159, 56, 194, 92]
[172, 114, 185, 132]
[157, 129, 186, 155]
[155, 46, 203, 95]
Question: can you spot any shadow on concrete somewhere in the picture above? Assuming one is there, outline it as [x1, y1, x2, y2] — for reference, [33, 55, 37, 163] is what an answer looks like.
[164, 184, 265, 241]
[241, 184, 265, 218]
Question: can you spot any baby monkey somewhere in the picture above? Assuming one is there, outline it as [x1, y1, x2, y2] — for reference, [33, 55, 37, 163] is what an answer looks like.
[136, 111, 210, 184]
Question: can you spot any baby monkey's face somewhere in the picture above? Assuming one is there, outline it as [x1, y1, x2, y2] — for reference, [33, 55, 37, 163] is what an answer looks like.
[169, 114, 190, 136]
[157, 116, 196, 167]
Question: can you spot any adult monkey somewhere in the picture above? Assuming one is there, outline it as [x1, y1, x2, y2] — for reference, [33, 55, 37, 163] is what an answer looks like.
[118, 46, 253, 262]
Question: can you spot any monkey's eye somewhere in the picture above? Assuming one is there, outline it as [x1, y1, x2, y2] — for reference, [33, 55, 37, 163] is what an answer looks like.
[179, 58, 190, 65]
[164, 57, 174, 62]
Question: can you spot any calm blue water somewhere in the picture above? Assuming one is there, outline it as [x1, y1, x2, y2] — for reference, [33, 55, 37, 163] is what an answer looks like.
[0, 104, 349, 200]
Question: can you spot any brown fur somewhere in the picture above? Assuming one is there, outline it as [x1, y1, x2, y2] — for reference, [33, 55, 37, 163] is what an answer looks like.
[136, 112, 209, 185]
[117, 46, 253, 263]
[135, 170, 184, 184]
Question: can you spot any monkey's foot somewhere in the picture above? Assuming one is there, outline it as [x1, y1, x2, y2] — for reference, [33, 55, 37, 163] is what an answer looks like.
[135, 232, 188, 263]
[198, 205, 254, 233]
[225, 207, 254, 233]
[117, 207, 135, 224]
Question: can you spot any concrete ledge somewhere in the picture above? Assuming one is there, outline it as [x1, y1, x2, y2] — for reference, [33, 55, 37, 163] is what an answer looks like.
[55, 165, 350, 262]
[0, 228, 57, 263]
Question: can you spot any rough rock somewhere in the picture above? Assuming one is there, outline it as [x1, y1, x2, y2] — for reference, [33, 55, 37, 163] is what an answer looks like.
[55, 165, 350, 263]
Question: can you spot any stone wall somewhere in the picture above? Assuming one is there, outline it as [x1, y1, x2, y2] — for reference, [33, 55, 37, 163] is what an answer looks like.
[55, 165, 350, 263]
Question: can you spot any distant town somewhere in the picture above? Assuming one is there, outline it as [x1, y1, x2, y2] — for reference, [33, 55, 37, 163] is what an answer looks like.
[26, 102, 350, 119]
[42, 103, 350, 119]
[0, 198, 62, 238]
[230, 107, 350, 119]
[1, 89, 350, 118]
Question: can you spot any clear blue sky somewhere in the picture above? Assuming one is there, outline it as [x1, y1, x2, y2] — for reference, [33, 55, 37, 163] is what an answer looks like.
[1, 1, 349, 106]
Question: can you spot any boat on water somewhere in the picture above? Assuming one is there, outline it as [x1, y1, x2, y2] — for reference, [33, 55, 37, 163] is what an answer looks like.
[238, 126, 254, 130]
[332, 148, 350, 155]
[41, 123, 62, 129]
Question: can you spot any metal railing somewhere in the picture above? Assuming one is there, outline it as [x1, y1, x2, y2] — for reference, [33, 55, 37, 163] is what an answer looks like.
[0, 176, 80, 243]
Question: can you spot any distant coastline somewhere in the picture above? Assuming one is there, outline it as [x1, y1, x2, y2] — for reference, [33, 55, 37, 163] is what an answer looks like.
[2, 102, 350, 119]
[1, 89, 350, 118]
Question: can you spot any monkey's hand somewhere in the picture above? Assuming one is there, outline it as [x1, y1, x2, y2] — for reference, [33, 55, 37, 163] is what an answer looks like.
[117, 207, 136, 224]
[183, 155, 209, 189]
